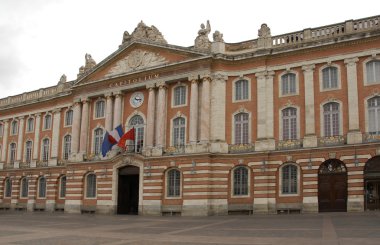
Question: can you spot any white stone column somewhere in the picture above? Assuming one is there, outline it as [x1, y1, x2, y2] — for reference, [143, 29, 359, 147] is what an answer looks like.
[79, 98, 90, 155]
[145, 84, 156, 149]
[32, 114, 41, 166]
[105, 93, 113, 132]
[189, 77, 199, 144]
[345, 57, 362, 144]
[16, 116, 25, 164]
[302, 65, 317, 147]
[50, 108, 61, 166]
[256, 72, 267, 139]
[200, 76, 211, 143]
[70, 100, 81, 158]
[154, 81, 167, 152]
[1, 119, 9, 162]
[265, 71, 275, 139]
[210, 72, 228, 153]
[113, 92, 123, 128]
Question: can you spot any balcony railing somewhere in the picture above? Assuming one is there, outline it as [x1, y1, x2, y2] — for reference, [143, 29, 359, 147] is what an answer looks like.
[277, 139, 302, 150]
[164, 145, 185, 155]
[318, 135, 345, 146]
[228, 143, 255, 153]
[36, 161, 48, 168]
[19, 162, 30, 169]
[363, 132, 380, 143]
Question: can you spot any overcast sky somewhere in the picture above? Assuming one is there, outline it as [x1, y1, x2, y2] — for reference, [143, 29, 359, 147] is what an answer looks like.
[0, 0, 378, 99]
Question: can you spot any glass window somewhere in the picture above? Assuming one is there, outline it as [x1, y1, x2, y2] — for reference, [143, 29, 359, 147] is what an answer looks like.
[38, 177, 46, 198]
[4, 178, 12, 198]
[323, 102, 340, 137]
[20, 178, 29, 198]
[234, 113, 249, 144]
[9, 143, 16, 164]
[27, 118, 34, 132]
[65, 110, 73, 126]
[322, 67, 338, 89]
[25, 141, 32, 164]
[366, 60, 380, 84]
[95, 100, 105, 118]
[235, 79, 249, 101]
[282, 165, 298, 194]
[11, 121, 18, 135]
[63, 135, 71, 160]
[94, 128, 103, 156]
[44, 115, 51, 130]
[233, 167, 249, 196]
[42, 139, 50, 162]
[60, 176, 66, 198]
[368, 97, 380, 135]
[86, 174, 96, 198]
[129, 115, 144, 153]
[167, 169, 181, 197]
[281, 73, 296, 95]
[173, 117, 185, 147]
[174, 86, 186, 106]
[282, 107, 297, 140]
[0, 123, 3, 137]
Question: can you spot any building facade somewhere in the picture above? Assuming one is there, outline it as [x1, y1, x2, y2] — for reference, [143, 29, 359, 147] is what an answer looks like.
[1, 16, 380, 215]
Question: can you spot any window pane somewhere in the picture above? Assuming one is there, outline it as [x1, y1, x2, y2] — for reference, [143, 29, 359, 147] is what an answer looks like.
[234, 167, 248, 195]
[174, 86, 186, 106]
[21, 178, 28, 198]
[39, 178, 46, 198]
[5, 179, 12, 197]
[63, 135, 71, 160]
[282, 165, 297, 194]
[167, 169, 180, 197]
[173, 118, 185, 147]
[94, 129, 103, 156]
[86, 174, 96, 198]
[42, 139, 49, 162]
[95, 101, 105, 118]
[25, 141, 32, 164]
[60, 176, 66, 198]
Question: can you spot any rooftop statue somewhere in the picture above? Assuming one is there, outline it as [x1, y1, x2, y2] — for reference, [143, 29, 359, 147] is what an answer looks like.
[58, 74, 67, 84]
[121, 21, 167, 45]
[258, 23, 271, 38]
[194, 20, 211, 51]
[213, 30, 224, 42]
[78, 53, 97, 78]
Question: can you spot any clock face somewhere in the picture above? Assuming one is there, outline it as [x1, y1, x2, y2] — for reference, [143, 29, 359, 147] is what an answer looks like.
[130, 92, 144, 108]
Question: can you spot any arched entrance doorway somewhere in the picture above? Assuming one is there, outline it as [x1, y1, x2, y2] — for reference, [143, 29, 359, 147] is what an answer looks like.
[117, 165, 139, 214]
[318, 159, 347, 212]
[364, 156, 380, 210]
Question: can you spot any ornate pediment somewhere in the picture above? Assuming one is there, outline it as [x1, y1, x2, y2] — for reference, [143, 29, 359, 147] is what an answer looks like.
[106, 49, 168, 76]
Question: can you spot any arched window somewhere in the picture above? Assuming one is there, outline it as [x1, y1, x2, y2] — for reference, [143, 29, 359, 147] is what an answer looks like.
[322, 66, 338, 89]
[173, 117, 185, 147]
[9, 143, 16, 164]
[94, 128, 103, 156]
[366, 60, 380, 84]
[323, 102, 340, 136]
[27, 118, 34, 132]
[4, 178, 12, 198]
[281, 164, 298, 194]
[25, 141, 33, 164]
[11, 120, 18, 135]
[234, 113, 249, 144]
[20, 177, 29, 198]
[38, 177, 46, 198]
[86, 173, 96, 198]
[59, 176, 66, 198]
[129, 115, 144, 153]
[65, 109, 73, 126]
[63, 135, 71, 160]
[235, 79, 249, 101]
[281, 73, 296, 95]
[167, 169, 181, 197]
[368, 96, 380, 135]
[233, 166, 249, 196]
[44, 114, 52, 130]
[95, 100, 105, 118]
[173, 86, 186, 106]
[282, 107, 297, 140]
[42, 139, 50, 162]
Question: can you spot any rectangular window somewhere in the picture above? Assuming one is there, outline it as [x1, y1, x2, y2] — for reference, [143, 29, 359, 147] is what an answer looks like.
[44, 115, 51, 130]
[38, 178, 46, 198]
[21, 179, 28, 198]
[174, 86, 186, 106]
[235, 80, 248, 101]
[60, 177, 66, 198]
[0, 124, 3, 137]
[65, 110, 73, 126]
[86, 175, 96, 198]
[27, 118, 34, 132]
[25, 141, 32, 164]
[95, 101, 105, 118]
[281, 74, 296, 95]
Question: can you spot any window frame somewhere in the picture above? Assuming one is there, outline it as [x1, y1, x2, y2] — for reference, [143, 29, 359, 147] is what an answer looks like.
[43, 114, 52, 130]
[41, 138, 50, 163]
[172, 83, 188, 108]
[62, 134, 71, 160]
[280, 106, 299, 141]
[26, 117, 34, 133]
[127, 115, 145, 153]
[279, 163, 300, 197]
[279, 71, 299, 97]
[364, 59, 380, 85]
[172, 117, 186, 148]
[9, 142, 16, 164]
[11, 120, 18, 135]
[37, 176, 47, 199]
[20, 177, 29, 198]
[0, 123, 4, 137]
[319, 64, 341, 91]
[64, 109, 74, 127]
[4, 178, 12, 198]
[166, 168, 181, 198]
[232, 77, 251, 103]
[320, 101, 343, 137]
[366, 96, 380, 134]
[85, 173, 97, 199]
[94, 99, 106, 119]
[25, 140, 33, 164]
[59, 175, 66, 199]
[231, 166, 250, 198]
[93, 128, 104, 156]
[233, 112, 250, 144]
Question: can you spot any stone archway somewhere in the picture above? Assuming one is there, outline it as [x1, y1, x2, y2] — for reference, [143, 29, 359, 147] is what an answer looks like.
[318, 159, 347, 212]
[364, 156, 380, 210]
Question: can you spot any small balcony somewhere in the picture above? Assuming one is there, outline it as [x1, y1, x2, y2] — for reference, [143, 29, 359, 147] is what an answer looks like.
[36, 161, 48, 168]
[228, 143, 255, 153]
[164, 145, 185, 155]
[19, 162, 30, 169]
[277, 139, 302, 150]
[363, 132, 380, 143]
[318, 135, 345, 146]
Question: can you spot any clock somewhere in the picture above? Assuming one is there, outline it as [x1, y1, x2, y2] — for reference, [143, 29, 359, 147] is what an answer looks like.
[130, 92, 144, 108]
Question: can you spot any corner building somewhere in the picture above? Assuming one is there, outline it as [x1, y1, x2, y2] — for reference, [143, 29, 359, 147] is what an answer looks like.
[1, 16, 380, 215]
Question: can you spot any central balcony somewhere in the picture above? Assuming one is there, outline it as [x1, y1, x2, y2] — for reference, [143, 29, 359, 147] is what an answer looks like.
[318, 135, 345, 146]
[228, 143, 255, 153]
[276, 139, 302, 150]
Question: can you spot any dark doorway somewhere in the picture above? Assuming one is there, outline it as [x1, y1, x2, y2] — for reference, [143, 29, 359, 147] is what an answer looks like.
[364, 156, 380, 210]
[117, 165, 139, 215]
[318, 159, 347, 212]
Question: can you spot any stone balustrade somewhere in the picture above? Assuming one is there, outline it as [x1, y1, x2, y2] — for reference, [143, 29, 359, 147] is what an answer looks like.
[228, 143, 255, 153]
[318, 135, 346, 147]
[277, 139, 302, 150]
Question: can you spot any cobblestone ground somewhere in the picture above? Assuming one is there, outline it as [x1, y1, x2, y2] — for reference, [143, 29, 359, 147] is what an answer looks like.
[0, 211, 380, 244]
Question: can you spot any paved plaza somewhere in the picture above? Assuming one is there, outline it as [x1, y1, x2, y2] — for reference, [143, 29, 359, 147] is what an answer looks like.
[0, 211, 380, 244]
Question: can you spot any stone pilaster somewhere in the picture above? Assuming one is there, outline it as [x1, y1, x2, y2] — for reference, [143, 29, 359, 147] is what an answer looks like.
[210, 72, 228, 153]
[200, 76, 211, 143]
[265, 71, 275, 139]
[49, 108, 61, 166]
[153, 81, 167, 155]
[1, 119, 9, 162]
[189, 77, 199, 144]
[70, 99, 81, 160]
[145, 84, 156, 151]
[302, 65, 317, 148]
[113, 92, 123, 128]
[32, 114, 41, 167]
[345, 57, 362, 144]
[16, 117, 25, 165]
[105, 93, 113, 132]
[79, 98, 90, 156]
[256, 72, 267, 139]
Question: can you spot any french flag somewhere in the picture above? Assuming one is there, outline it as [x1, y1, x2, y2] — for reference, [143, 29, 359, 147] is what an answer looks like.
[101, 125, 124, 157]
